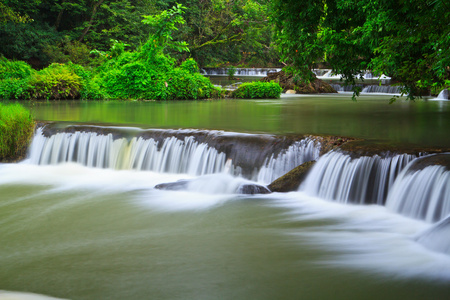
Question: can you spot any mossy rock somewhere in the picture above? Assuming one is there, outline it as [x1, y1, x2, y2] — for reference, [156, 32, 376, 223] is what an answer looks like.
[408, 154, 450, 172]
[268, 160, 316, 192]
[260, 71, 337, 94]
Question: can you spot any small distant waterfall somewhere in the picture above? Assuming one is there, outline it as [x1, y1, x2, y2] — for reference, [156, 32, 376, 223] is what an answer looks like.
[316, 69, 391, 80]
[386, 164, 450, 223]
[436, 89, 448, 100]
[361, 85, 400, 94]
[330, 84, 400, 94]
[28, 127, 321, 180]
[202, 68, 281, 77]
[257, 138, 320, 184]
[300, 152, 417, 205]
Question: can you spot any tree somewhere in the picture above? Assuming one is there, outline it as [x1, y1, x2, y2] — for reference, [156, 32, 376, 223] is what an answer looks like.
[270, 0, 450, 98]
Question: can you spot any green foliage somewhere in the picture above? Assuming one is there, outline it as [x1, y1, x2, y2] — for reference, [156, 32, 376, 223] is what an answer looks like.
[43, 37, 92, 66]
[232, 81, 282, 99]
[0, 78, 29, 100]
[96, 5, 220, 101]
[0, 103, 35, 161]
[0, 56, 33, 79]
[28, 63, 82, 100]
[180, 58, 199, 74]
[270, 0, 450, 99]
[227, 66, 237, 79]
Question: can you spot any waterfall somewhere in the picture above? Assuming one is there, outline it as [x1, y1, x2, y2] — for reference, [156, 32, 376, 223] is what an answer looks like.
[436, 89, 448, 100]
[257, 138, 320, 184]
[202, 68, 281, 77]
[28, 127, 321, 180]
[28, 128, 227, 176]
[330, 84, 400, 94]
[361, 85, 400, 94]
[386, 163, 450, 223]
[300, 152, 417, 205]
[416, 215, 450, 255]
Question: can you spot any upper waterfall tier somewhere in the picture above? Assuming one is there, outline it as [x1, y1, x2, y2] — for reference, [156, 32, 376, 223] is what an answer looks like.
[28, 126, 321, 181]
[386, 154, 450, 222]
[300, 151, 418, 205]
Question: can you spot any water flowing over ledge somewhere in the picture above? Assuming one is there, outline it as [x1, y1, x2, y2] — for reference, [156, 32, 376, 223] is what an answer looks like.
[386, 154, 450, 223]
[300, 151, 417, 205]
[28, 126, 321, 181]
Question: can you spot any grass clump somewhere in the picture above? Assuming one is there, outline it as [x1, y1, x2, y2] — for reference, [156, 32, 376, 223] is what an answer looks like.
[232, 81, 282, 99]
[0, 103, 35, 161]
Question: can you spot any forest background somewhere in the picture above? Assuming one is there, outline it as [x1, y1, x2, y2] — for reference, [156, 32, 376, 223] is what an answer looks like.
[1, 0, 449, 98]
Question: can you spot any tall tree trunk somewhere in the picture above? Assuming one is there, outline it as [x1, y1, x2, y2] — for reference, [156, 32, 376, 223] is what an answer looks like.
[78, 0, 106, 42]
[55, 8, 64, 30]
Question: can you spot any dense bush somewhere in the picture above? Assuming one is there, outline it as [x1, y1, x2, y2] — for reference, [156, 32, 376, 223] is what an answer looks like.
[232, 81, 282, 99]
[0, 103, 35, 161]
[0, 56, 33, 80]
[0, 5, 223, 101]
[28, 63, 82, 100]
[0, 57, 32, 99]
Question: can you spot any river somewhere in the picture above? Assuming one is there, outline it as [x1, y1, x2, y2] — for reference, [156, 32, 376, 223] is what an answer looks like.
[1, 94, 449, 299]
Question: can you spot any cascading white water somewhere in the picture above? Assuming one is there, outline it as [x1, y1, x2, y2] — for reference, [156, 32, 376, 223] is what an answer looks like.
[28, 128, 321, 181]
[28, 128, 227, 176]
[436, 89, 448, 100]
[300, 152, 417, 205]
[256, 138, 320, 184]
[329, 84, 400, 94]
[361, 85, 400, 94]
[416, 214, 450, 255]
[202, 68, 281, 77]
[386, 165, 450, 223]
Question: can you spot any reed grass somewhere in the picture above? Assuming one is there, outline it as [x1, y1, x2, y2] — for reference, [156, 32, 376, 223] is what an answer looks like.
[0, 103, 35, 161]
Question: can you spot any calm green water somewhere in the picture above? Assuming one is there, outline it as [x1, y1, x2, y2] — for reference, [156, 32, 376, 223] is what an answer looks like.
[2, 94, 450, 299]
[25, 94, 450, 147]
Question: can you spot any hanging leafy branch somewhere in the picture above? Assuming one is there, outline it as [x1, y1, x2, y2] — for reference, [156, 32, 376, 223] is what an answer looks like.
[142, 3, 189, 53]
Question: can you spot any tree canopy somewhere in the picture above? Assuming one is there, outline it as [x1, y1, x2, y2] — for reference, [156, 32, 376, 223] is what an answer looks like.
[271, 0, 450, 98]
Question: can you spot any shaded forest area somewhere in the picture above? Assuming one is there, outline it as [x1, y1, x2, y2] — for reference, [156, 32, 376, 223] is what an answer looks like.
[1, 0, 449, 98]
[0, 0, 280, 69]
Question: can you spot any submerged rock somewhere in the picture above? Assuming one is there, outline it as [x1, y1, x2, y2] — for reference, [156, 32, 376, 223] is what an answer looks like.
[238, 184, 271, 194]
[154, 180, 190, 191]
[268, 160, 316, 192]
[260, 71, 337, 94]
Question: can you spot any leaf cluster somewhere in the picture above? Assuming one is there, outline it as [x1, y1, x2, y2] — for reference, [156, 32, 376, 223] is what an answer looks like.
[232, 81, 282, 99]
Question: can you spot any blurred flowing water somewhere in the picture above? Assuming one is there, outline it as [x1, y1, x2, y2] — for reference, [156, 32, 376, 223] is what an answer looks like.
[1, 95, 450, 299]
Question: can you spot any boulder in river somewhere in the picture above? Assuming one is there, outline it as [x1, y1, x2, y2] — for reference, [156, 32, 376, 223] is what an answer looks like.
[268, 160, 316, 192]
[261, 71, 337, 94]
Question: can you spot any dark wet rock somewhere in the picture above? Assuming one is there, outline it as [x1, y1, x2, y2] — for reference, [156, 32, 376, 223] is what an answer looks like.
[407, 153, 450, 172]
[261, 71, 337, 94]
[268, 160, 316, 193]
[238, 184, 271, 195]
[338, 140, 450, 158]
[154, 180, 190, 191]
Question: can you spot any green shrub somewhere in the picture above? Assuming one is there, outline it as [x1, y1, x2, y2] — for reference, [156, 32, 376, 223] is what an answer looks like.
[232, 81, 282, 99]
[180, 58, 199, 74]
[227, 66, 237, 79]
[28, 63, 82, 100]
[0, 103, 35, 161]
[0, 78, 30, 100]
[0, 57, 33, 80]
